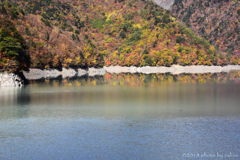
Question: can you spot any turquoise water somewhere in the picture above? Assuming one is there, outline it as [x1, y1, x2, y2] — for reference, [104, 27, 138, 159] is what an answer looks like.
[0, 73, 240, 159]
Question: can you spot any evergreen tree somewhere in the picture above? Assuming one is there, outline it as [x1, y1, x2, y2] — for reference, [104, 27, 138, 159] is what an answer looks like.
[72, 34, 76, 41]
[76, 35, 80, 42]
[25, 27, 31, 36]
[0, 20, 30, 71]
[10, 6, 18, 20]
[46, 31, 49, 41]
[120, 31, 126, 39]
[1, 5, 7, 14]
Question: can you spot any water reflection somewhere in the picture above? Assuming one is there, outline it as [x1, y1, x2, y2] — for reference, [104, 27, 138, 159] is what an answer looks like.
[1, 72, 240, 118]
[1, 72, 240, 159]
[0, 87, 31, 119]
[28, 71, 240, 87]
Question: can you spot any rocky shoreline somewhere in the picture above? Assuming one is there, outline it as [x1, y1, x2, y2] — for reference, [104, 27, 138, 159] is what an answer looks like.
[0, 73, 23, 87]
[1, 65, 240, 87]
[104, 65, 240, 74]
[23, 65, 240, 80]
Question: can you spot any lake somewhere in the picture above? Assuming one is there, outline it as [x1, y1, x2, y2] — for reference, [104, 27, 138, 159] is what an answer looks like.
[0, 72, 240, 159]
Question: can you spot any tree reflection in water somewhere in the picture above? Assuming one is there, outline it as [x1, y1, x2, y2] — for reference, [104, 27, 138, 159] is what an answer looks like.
[28, 71, 240, 87]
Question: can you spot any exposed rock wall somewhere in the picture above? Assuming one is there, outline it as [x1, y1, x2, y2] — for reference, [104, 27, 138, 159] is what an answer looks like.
[152, 0, 174, 9]
[23, 68, 78, 80]
[23, 68, 62, 80]
[104, 65, 240, 74]
[22, 65, 240, 80]
[0, 73, 23, 87]
[23, 68, 106, 79]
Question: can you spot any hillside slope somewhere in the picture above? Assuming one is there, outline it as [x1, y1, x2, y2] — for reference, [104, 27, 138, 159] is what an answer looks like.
[0, 0, 239, 72]
[171, 0, 240, 56]
[0, 17, 30, 72]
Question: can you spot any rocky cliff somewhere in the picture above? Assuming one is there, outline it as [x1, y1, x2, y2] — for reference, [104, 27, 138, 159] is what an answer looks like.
[152, 0, 175, 9]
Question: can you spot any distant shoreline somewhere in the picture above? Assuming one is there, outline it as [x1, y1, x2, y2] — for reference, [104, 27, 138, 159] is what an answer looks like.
[23, 65, 240, 80]
[1, 65, 240, 87]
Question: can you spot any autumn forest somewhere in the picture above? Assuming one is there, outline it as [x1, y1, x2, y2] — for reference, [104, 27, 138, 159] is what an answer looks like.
[0, 0, 239, 73]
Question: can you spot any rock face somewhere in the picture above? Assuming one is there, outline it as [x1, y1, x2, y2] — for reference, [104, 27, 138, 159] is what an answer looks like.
[103, 66, 138, 74]
[104, 65, 240, 74]
[23, 68, 62, 80]
[152, 0, 174, 9]
[62, 68, 77, 78]
[0, 73, 23, 87]
[88, 68, 106, 76]
[23, 68, 106, 80]
[78, 69, 88, 77]
[23, 68, 78, 80]
[22, 65, 240, 80]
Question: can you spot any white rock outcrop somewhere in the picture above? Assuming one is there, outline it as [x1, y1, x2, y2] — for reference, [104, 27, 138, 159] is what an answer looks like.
[23, 68, 77, 79]
[0, 73, 23, 87]
[23, 68, 61, 80]
[152, 0, 175, 9]
[78, 68, 88, 77]
[104, 66, 137, 74]
[62, 68, 77, 78]
[88, 67, 106, 76]
[22, 65, 240, 80]
[104, 65, 240, 74]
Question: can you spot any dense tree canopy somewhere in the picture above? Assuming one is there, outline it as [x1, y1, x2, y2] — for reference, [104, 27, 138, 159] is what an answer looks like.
[172, 0, 240, 55]
[0, 18, 30, 72]
[0, 0, 239, 72]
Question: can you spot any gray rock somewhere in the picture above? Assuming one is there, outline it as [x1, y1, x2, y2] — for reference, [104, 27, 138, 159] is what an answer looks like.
[23, 68, 61, 80]
[0, 73, 23, 87]
[104, 66, 137, 74]
[78, 68, 88, 77]
[62, 68, 77, 78]
[104, 65, 240, 74]
[88, 68, 106, 76]
[139, 66, 175, 74]
[23, 68, 77, 79]
[21, 65, 240, 81]
[152, 0, 175, 9]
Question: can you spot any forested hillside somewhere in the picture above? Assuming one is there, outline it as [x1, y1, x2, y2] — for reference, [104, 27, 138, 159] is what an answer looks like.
[172, 0, 240, 57]
[0, 0, 239, 72]
[0, 17, 30, 72]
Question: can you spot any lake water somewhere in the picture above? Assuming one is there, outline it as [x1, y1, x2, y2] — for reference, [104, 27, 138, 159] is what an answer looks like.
[0, 72, 240, 159]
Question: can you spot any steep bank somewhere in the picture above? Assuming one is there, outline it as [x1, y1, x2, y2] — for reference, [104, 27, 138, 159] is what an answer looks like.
[2, 0, 237, 71]
[23, 65, 240, 80]
[171, 0, 240, 54]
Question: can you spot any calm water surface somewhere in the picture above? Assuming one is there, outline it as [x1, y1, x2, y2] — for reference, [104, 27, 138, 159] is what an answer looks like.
[0, 73, 240, 159]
